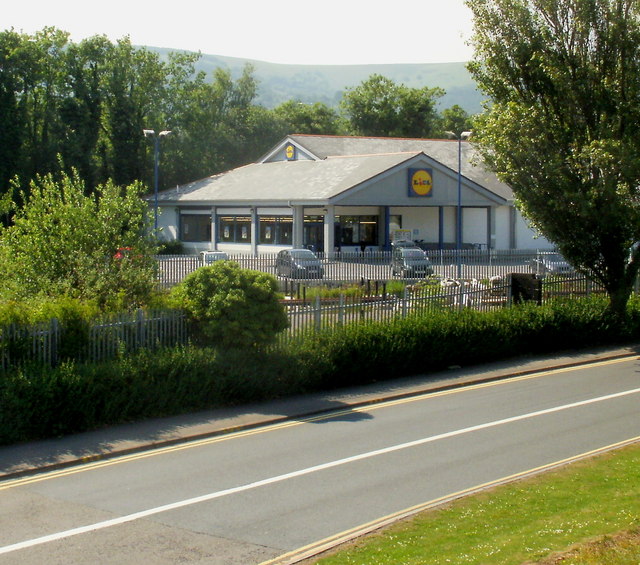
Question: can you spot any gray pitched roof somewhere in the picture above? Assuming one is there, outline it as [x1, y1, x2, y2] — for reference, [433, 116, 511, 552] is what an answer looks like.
[158, 152, 420, 204]
[156, 135, 513, 205]
[285, 135, 512, 201]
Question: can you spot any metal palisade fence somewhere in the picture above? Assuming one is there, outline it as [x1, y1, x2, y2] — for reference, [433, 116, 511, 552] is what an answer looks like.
[0, 273, 608, 369]
[277, 274, 607, 344]
[156, 249, 576, 289]
[0, 309, 188, 370]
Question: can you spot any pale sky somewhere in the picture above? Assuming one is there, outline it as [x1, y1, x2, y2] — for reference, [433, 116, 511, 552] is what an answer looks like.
[4, 0, 475, 65]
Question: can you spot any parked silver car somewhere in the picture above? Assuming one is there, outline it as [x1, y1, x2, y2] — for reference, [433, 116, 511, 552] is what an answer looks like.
[200, 251, 229, 265]
[529, 252, 573, 275]
[276, 249, 324, 279]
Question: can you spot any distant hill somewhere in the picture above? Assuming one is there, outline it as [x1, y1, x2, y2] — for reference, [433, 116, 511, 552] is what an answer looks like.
[149, 47, 485, 114]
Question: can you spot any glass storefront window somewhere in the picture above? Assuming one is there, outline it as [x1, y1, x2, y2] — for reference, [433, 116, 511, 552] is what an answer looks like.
[336, 215, 378, 246]
[218, 216, 252, 243]
[259, 216, 292, 245]
[180, 214, 211, 242]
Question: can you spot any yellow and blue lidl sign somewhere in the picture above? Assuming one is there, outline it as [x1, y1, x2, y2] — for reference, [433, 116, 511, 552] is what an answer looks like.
[285, 144, 296, 160]
[408, 168, 433, 197]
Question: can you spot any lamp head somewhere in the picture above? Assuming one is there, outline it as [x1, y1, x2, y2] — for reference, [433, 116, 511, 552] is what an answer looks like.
[143, 129, 155, 137]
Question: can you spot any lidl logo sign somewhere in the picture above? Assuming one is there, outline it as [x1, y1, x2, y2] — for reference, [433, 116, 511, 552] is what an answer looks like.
[408, 168, 433, 197]
[285, 144, 296, 160]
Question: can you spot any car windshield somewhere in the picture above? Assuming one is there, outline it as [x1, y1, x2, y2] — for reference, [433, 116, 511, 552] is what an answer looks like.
[393, 240, 416, 248]
[402, 249, 425, 259]
[290, 250, 318, 260]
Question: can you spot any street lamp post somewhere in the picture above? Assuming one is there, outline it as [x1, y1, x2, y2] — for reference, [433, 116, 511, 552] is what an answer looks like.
[445, 130, 472, 278]
[143, 129, 172, 233]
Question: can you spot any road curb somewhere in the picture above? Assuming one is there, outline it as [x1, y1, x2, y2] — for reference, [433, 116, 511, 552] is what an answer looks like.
[1, 349, 638, 483]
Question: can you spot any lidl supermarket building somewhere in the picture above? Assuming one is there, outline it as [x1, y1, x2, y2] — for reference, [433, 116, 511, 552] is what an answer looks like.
[154, 134, 552, 255]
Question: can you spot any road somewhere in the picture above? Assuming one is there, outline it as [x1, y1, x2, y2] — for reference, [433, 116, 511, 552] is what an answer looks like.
[1, 357, 639, 564]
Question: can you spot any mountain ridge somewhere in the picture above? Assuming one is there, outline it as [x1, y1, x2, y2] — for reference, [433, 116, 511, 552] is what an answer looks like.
[148, 47, 485, 113]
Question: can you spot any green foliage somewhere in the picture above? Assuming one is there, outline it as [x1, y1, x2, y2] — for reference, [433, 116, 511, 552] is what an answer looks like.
[170, 261, 289, 349]
[0, 346, 309, 444]
[157, 239, 185, 255]
[29, 296, 100, 359]
[0, 296, 99, 366]
[440, 104, 474, 136]
[466, 0, 640, 317]
[340, 74, 445, 137]
[0, 27, 481, 210]
[0, 169, 158, 308]
[1, 295, 638, 444]
[272, 100, 345, 135]
[0, 28, 268, 203]
[314, 445, 640, 564]
[295, 296, 628, 388]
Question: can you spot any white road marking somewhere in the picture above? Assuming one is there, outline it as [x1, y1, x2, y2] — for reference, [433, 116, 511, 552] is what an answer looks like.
[2, 386, 639, 555]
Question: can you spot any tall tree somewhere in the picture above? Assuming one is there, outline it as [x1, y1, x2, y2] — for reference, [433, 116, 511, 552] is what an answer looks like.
[0, 30, 29, 205]
[162, 65, 262, 185]
[439, 104, 474, 137]
[272, 100, 344, 135]
[0, 28, 70, 200]
[101, 38, 167, 188]
[57, 36, 111, 190]
[466, 0, 640, 317]
[340, 74, 444, 138]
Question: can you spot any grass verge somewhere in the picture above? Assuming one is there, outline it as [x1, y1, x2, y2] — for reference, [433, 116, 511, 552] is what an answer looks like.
[309, 442, 640, 565]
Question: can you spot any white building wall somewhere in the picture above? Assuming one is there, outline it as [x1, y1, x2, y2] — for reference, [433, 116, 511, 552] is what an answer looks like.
[493, 207, 512, 249]
[514, 209, 554, 249]
[463, 208, 488, 247]
[390, 207, 440, 242]
[157, 206, 178, 242]
[442, 207, 457, 244]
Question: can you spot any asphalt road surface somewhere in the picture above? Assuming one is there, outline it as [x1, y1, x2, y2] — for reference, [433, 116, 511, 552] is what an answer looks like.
[1, 357, 639, 564]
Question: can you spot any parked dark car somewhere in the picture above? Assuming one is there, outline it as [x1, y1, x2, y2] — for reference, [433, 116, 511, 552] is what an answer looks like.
[275, 249, 324, 279]
[529, 252, 573, 275]
[391, 246, 434, 278]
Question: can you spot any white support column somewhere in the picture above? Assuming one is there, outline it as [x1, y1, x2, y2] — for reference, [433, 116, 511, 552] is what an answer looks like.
[488, 207, 496, 249]
[250, 208, 258, 256]
[509, 206, 517, 249]
[323, 205, 335, 258]
[210, 206, 217, 250]
[292, 205, 304, 248]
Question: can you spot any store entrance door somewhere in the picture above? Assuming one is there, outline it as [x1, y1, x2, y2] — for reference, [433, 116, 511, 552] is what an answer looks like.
[303, 220, 324, 253]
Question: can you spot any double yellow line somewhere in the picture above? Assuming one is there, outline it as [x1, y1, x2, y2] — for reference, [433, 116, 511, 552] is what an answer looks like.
[1, 356, 635, 493]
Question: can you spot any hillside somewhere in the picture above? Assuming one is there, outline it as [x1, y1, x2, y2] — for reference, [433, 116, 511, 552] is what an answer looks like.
[149, 47, 485, 113]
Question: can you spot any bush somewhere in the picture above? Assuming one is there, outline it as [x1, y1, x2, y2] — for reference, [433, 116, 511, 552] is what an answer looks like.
[0, 170, 158, 308]
[0, 346, 310, 444]
[170, 261, 289, 349]
[293, 296, 639, 389]
[2, 295, 639, 445]
[157, 240, 185, 255]
[29, 297, 100, 359]
[0, 296, 100, 364]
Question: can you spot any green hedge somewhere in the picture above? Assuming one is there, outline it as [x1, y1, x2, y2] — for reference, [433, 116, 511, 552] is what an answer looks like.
[1, 296, 639, 444]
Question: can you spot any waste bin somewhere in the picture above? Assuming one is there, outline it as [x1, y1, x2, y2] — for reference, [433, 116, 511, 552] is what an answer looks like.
[510, 273, 542, 305]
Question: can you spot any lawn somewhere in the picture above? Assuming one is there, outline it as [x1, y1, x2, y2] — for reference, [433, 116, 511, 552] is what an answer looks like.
[309, 442, 640, 565]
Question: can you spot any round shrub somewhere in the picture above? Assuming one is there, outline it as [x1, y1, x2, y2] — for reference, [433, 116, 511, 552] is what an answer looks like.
[170, 261, 288, 349]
